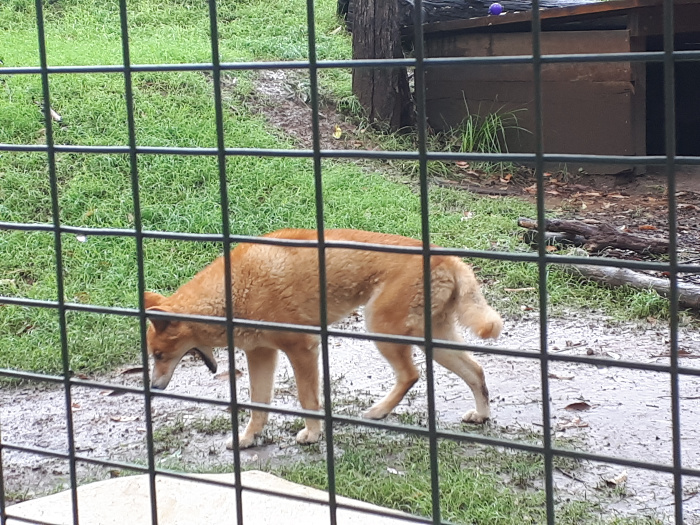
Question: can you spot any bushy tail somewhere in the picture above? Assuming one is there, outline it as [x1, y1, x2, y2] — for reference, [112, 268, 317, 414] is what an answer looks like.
[453, 262, 503, 340]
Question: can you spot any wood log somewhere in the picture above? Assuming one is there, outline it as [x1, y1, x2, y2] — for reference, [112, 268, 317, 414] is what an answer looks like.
[561, 264, 700, 311]
[351, 0, 413, 130]
[518, 217, 669, 254]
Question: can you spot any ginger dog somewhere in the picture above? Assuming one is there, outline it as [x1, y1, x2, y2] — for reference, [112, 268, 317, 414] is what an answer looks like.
[144, 229, 502, 449]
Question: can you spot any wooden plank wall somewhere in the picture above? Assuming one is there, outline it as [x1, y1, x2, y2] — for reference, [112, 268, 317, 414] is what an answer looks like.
[425, 30, 644, 157]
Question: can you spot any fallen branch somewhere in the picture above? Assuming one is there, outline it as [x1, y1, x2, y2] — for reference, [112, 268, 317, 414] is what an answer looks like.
[521, 229, 587, 248]
[434, 178, 510, 196]
[518, 217, 669, 254]
[561, 264, 700, 311]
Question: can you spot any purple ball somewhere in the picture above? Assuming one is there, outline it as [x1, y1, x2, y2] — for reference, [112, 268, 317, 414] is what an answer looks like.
[488, 2, 503, 15]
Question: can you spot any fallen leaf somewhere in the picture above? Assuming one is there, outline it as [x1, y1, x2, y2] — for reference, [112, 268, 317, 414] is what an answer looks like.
[604, 351, 621, 360]
[500, 173, 512, 183]
[100, 389, 127, 397]
[520, 305, 533, 311]
[545, 189, 561, 196]
[16, 324, 35, 335]
[120, 367, 144, 375]
[504, 287, 536, 293]
[76, 234, 88, 243]
[456, 161, 468, 168]
[638, 225, 658, 231]
[71, 402, 82, 410]
[602, 470, 628, 487]
[214, 369, 244, 381]
[73, 291, 90, 303]
[110, 415, 139, 422]
[330, 25, 343, 35]
[49, 107, 62, 122]
[651, 349, 696, 358]
[524, 184, 537, 194]
[607, 193, 629, 199]
[564, 401, 591, 411]
[582, 192, 601, 197]
[332, 125, 342, 139]
[548, 372, 575, 380]
[555, 416, 589, 430]
[580, 201, 587, 210]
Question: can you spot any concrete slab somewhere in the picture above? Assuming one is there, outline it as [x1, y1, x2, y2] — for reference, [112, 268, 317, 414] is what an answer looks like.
[6, 470, 415, 525]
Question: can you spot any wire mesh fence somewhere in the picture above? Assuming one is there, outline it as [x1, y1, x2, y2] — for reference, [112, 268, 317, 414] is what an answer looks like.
[1, 0, 699, 524]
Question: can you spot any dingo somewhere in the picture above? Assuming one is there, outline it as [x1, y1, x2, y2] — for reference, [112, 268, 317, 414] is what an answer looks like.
[144, 229, 502, 449]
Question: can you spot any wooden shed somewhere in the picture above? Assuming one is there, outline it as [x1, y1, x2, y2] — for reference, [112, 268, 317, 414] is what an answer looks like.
[420, 0, 700, 170]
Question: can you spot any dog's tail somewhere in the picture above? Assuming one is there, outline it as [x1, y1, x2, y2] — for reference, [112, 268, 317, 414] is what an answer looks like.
[452, 261, 503, 340]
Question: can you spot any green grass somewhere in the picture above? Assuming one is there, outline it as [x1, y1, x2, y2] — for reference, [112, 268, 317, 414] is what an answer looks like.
[0, 0, 683, 374]
[265, 428, 660, 525]
[145, 412, 661, 523]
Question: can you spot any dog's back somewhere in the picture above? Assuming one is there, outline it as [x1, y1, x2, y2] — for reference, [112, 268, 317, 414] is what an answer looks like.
[229, 228, 501, 340]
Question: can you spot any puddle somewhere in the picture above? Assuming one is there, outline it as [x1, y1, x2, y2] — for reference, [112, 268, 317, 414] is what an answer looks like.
[2, 313, 699, 522]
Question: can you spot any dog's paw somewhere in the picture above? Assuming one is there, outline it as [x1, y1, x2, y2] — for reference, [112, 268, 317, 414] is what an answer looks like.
[362, 405, 390, 420]
[462, 409, 489, 424]
[296, 427, 322, 445]
[226, 433, 256, 450]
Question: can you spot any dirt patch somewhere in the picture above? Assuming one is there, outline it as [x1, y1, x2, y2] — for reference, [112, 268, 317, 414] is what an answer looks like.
[240, 69, 360, 152]
[3, 313, 700, 523]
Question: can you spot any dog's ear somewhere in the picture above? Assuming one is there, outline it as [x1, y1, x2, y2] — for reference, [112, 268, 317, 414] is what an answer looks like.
[144, 291, 165, 309]
[145, 307, 171, 333]
[144, 293, 171, 332]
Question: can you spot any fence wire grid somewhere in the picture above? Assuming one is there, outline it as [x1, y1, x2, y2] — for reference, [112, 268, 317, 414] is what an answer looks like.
[1, 0, 699, 524]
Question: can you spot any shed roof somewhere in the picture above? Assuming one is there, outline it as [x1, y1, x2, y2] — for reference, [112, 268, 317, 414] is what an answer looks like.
[418, 0, 700, 35]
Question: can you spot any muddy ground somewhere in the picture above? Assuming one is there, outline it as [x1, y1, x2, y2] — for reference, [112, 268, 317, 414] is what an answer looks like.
[3, 313, 700, 523]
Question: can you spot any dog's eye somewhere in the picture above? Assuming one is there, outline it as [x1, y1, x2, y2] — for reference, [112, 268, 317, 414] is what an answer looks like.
[153, 352, 163, 361]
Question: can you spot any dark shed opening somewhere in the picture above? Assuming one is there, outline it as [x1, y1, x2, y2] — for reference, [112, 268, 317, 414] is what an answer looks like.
[646, 33, 700, 156]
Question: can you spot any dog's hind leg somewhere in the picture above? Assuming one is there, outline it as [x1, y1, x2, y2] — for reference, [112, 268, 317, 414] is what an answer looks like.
[432, 326, 491, 423]
[362, 342, 420, 420]
[362, 290, 420, 420]
[283, 337, 323, 445]
[229, 347, 280, 450]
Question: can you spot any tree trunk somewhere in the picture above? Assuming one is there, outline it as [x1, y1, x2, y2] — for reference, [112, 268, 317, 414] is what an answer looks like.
[351, 0, 413, 130]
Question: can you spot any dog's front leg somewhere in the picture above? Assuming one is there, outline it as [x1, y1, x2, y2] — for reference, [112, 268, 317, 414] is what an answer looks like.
[227, 347, 279, 450]
[285, 340, 323, 445]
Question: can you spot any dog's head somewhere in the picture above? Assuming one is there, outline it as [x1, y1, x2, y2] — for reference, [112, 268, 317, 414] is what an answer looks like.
[144, 291, 218, 390]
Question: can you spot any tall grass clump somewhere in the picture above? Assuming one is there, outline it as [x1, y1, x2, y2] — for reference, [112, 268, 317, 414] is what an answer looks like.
[441, 103, 529, 173]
